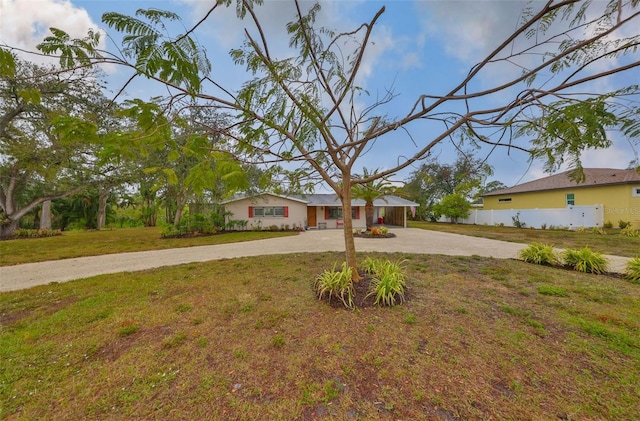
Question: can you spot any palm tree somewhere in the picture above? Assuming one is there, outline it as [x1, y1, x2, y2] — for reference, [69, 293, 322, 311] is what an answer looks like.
[352, 168, 395, 229]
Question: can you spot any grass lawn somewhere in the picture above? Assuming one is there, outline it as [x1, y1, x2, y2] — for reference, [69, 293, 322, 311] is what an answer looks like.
[409, 221, 640, 258]
[1, 252, 639, 419]
[0, 227, 297, 266]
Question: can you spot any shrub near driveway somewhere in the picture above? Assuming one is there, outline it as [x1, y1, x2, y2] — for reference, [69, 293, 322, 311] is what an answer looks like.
[562, 246, 609, 274]
[1, 252, 639, 420]
[518, 243, 559, 266]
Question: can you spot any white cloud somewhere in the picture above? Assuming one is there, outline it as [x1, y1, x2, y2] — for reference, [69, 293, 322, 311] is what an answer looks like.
[0, 0, 104, 65]
[179, 0, 393, 84]
[417, 0, 529, 65]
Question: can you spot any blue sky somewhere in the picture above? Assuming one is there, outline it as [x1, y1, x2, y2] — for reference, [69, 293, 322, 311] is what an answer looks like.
[2, 0, 639, 189]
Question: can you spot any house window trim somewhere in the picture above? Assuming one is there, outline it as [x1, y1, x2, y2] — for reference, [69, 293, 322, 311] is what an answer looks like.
[566, 193, 575, 206]
[324, 206, 359, 220]
[248, 206, 288, 218]
[632, 186, 640, 197]
[498, 198, 512, 203]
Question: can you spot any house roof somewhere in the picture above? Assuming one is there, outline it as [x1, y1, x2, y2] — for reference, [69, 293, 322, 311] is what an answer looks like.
[221, 193, 308, 205]
[223, 193, 419, 207]
[483, 168, 640, 197]
[303, 194, 419, 207]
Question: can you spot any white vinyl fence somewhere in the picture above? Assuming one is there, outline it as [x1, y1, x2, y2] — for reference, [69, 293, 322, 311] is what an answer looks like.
[439, 205, 604, 229]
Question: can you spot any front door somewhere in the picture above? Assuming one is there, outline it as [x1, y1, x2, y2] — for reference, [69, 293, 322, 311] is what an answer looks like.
[307, 206, 317, 227]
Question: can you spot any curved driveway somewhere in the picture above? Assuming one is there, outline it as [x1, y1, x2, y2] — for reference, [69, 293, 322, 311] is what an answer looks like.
[0, 228, 631, 292]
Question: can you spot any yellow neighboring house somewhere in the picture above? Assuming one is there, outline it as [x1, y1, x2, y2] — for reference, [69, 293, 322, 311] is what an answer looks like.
[483, 168, 640, 228]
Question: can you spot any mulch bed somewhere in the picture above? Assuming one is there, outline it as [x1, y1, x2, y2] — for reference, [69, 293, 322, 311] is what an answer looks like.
[352, 232, 396, 239]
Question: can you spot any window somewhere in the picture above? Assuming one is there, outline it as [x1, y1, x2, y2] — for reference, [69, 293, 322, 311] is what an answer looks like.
[566, 193, 575, 206]
[633, 187, 640, 197]
[249, 206, 288, 218]
[498, 198, 512, 203]
[325, 206, 359, 219]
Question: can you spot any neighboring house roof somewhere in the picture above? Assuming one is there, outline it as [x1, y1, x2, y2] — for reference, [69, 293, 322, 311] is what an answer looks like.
[483, 168, 640, 197]
[223, 193, 419, 207]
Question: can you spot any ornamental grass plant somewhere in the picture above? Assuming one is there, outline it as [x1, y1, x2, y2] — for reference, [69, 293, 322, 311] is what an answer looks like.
[518, 243, 559, 266]
[624, 257, 640, 283]
[362, 258, 407, 306]
[313, 262, 354, 309]
[562, 246, 609, 274]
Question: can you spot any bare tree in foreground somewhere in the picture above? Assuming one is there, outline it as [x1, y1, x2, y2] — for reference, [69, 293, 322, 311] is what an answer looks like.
[4, 0, 639, 277]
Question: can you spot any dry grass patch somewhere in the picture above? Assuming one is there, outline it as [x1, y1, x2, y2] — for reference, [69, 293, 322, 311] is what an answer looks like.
[1, 253, 639, 419]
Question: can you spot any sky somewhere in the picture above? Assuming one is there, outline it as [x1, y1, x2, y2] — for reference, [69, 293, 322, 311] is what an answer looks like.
[1, 0, 639, 190]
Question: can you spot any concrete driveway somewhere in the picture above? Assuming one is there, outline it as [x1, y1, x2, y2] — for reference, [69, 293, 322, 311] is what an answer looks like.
[0, 228, 631, 292]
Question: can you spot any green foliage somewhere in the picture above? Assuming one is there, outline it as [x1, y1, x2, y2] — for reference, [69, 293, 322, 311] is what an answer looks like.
[161, 212, 220, 237]
[524, 97, 619, 181]
[432, 193, 471, 223]
[38, 10, 210, 93]
[352, 168, 395, 202]
[12, 228, 62, 238]
[537, 285, 569, 297]
[313, 262, 354, 309]
[360, 256, 380, 274]
[119, 324, 140, 337]
[623, 257, 640, 283]
[0, 48, 16, 77]
[512, 212, 526, 228]
[363, 258, 407, 307]
[225, 219, 248, 231]
[618, 220, 631, 229]
[562, 246, 609, 274]
[53, 191, 117, 231]
[403, 153, 494, 221]
[37, 27, 102, 68]
[0, 58, 110, 238]
[120, 99, 247, 229]
[519, 243, 559, 266]
[271, 334, 285, 348]
[378, 226, 389, 235]
[620, 226, 640, 237]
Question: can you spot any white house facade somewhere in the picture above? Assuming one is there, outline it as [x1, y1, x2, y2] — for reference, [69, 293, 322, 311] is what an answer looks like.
[222, 193, 418, 229]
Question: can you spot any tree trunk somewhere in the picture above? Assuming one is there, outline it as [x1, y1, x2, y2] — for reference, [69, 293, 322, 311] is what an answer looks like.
[340, 174, 361, 281]
[40, 200, 52, 229]
[365, 201, 374, 229]
[0, 219, 20, 239]
[173, 205, 184, 227]
[173, 190, 187, 227]
[97, 187, 110, 230]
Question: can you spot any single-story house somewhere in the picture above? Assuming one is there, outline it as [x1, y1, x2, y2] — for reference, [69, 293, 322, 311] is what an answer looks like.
[222, 193, 419, 229]
[482, 168, 640, 228]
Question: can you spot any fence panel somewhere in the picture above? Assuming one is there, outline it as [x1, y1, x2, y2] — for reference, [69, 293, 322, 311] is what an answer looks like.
[438, 205, 603, 229]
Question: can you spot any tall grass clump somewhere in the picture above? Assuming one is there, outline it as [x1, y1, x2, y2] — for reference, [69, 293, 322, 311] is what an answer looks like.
[624, 257, 640, 283]
[313, 262, 354, 309]
[562, 246, 609, 274]
[518, 243, 559, 266]
[360, 256, 381, 274]
[620, 226, 640, 237]
[364, 258, 407, 306]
